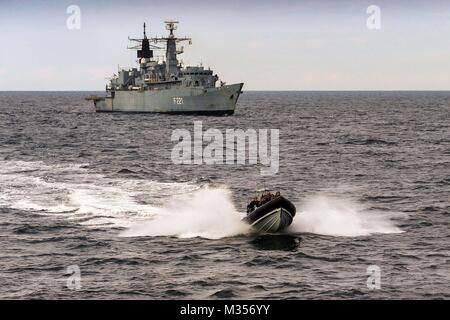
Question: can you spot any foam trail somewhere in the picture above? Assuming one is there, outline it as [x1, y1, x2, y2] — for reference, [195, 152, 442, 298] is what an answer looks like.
[120, 187, 250, 239]
[0, 160, 198, 228]
[289, 194, 403, 237]
[0, 161, 403, 238]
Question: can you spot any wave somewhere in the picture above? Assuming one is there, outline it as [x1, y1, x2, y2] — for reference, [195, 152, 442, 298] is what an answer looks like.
[344, 138, 397, 146]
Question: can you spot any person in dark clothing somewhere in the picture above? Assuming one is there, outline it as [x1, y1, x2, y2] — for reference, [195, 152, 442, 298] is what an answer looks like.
[259, 192, 275, 206]
[247, 191, 280, 214]
[247, 197, 260, 213]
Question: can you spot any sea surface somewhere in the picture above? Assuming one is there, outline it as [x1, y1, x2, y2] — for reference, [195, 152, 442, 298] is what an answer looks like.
[0, 91, 449, 299]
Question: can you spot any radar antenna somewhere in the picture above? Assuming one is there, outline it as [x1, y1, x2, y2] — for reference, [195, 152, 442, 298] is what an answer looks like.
[165, 20, 179, 37]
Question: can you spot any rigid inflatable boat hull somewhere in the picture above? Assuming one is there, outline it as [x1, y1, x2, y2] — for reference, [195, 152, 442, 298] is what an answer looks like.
[243, 196, 296, 233]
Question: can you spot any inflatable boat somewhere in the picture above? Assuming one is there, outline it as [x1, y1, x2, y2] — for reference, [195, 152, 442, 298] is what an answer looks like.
[243, 193, 296, 233]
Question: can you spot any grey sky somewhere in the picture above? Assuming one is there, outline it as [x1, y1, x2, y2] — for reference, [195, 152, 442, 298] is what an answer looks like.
[0, 0, 449, 90]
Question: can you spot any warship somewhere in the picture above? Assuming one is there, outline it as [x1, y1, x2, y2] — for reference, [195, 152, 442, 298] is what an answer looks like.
[87, 21, 243, 115]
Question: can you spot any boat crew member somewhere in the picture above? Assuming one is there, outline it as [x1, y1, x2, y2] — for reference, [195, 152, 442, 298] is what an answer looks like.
[247, 197, 259, 213]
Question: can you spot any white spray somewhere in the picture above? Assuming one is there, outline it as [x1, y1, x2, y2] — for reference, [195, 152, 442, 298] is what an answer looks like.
[121, 189, 403, 239]
[120, 187, 250, 239]
[289, 194, 403, 237]
[0, 160, 403, 239]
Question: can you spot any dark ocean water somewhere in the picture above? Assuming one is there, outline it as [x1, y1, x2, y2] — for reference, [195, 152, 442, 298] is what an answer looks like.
[0, 91, 449, 299]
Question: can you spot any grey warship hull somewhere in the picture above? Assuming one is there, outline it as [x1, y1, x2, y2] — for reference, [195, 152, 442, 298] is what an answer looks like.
[94, 83, 243, 115]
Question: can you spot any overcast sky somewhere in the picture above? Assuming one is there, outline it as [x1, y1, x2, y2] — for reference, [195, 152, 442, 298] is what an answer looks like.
[0, 0, 449, 90]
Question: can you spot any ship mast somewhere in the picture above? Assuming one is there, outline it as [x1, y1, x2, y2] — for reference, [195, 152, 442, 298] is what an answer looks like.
[127, 22, 161, 62]
[150, 20, 192, 79]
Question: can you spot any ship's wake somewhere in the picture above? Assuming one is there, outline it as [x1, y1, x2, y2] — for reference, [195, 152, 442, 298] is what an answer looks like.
[121, 190, 403, 239]
[0, 160, 403, 239]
